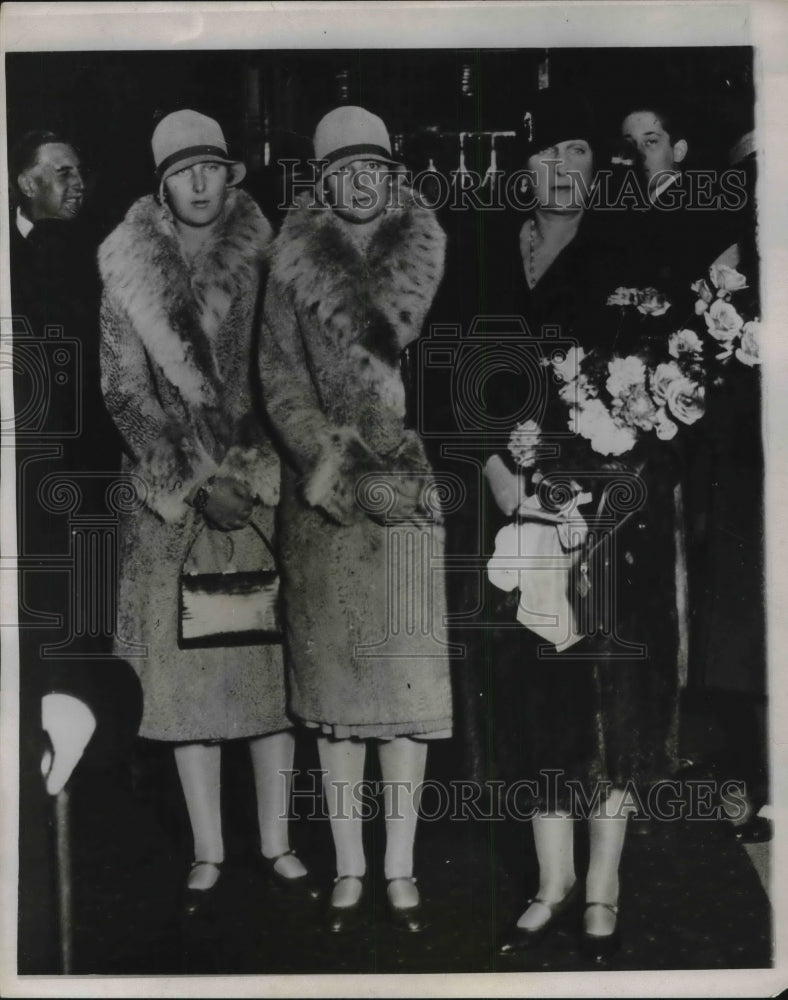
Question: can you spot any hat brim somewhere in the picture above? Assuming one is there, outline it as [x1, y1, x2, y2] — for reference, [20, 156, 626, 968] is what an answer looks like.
[321, 153, 401, 179]
[159, 154, 246, 191]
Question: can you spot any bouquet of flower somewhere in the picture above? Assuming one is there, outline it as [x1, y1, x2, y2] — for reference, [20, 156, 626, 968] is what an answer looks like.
[507, 263, 760, 471]
[492, 262, 760, 648]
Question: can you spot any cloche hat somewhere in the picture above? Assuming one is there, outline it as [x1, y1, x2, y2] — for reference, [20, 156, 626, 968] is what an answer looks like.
[519, 88, 598, 158]
[152, 109, 246, 196]
[313, 105, 400, 176]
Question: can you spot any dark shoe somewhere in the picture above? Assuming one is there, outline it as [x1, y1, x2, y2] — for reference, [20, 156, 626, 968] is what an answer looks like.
[730, 814, 772, 844]
[261, 849, 322, 901]
[386, 877, 426, 933]
[580, 901, 621, 964]
[326, 875, 366, 934]
[497, 880, 582, 955]
[183, 861, 223, 919]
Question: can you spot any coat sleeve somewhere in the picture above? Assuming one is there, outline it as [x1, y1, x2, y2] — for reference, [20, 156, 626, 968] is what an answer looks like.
[214, 412, 281, 509]
[258, 276, 383, 524]
[99, 292, 219, 523]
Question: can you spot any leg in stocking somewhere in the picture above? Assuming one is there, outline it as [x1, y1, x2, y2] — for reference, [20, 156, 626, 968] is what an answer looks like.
[378, 737, 427, 910]
[318, 736, 367, 907]
[174, 743, 223, 890]
[585, 787, 631, 935]
[516, 812, 576, 931]
[249, 730, 306, 880]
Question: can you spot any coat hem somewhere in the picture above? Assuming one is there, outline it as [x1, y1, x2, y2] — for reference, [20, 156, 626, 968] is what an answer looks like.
[137, 720, 294, 743]
[299, 717, 453, 740]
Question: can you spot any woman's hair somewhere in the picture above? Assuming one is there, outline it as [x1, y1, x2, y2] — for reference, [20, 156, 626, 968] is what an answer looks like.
[620, 99, 688, 146]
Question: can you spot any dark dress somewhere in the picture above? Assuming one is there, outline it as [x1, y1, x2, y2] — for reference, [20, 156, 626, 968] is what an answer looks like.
[424, 207, 680, 807]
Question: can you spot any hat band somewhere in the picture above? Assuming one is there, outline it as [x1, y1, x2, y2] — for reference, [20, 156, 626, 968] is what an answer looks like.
[156, 144, 231, 179]
[321, 143, 394, 169]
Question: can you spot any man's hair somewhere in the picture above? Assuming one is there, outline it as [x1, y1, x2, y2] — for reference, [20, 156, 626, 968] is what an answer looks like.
[8, 129, 74, 207]
[621, 101, 688, 145]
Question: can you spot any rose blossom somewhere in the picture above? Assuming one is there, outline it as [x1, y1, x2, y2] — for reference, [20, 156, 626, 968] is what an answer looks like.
[691, 277, 713, 314]
[709, 263, 748, 294]
[664, 377, 705, 425]
[607, 287, 641, 307]
[606, 355, 647, 398]
[650, 361, 684, 404]
[735, 320, 761, 366]
[575, 398, 638, 456]
[636, 287, 671, 316]
[704, 299, 744, 345]
[612, 384, 659, 431]
[692, 278, 714, 303]
[668, 328, 704, 359]
[653, 407, 679, 440]
[508, 419, 541, 468]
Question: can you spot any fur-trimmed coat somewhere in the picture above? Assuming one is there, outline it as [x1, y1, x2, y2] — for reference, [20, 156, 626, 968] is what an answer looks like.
[99, 188, 290, 741]
[259, 191, 453, 737]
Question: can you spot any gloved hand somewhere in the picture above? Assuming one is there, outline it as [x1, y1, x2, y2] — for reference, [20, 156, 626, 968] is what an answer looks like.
[202, 476, 255, 531]
[40, 693, 97, 795]
[484, 454, 526, 517]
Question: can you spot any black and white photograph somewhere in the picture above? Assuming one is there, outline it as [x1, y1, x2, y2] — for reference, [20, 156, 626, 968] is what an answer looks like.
[1, 2, 786, 995]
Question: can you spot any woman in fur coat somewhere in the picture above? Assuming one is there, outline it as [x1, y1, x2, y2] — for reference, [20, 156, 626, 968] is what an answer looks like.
[98, 111, 317, 911]
[259, 107, 452, 932]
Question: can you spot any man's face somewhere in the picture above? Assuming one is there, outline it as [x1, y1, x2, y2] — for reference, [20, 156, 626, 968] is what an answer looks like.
[18, 142, 85, 222]
[621, 111, 687, 186]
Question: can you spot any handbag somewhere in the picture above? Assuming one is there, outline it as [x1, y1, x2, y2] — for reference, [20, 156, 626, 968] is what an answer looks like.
[487, 493, 591, 653]
[178, 519, 282, 648]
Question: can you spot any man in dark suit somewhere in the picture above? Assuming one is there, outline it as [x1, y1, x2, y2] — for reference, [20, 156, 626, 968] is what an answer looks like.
[618, 101, 733, 306]
[9, 130, 141, 972]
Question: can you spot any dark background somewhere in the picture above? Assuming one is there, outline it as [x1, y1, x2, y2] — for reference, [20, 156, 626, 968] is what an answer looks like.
[6, 45, 767, 976]
[6, 46, 755, 231]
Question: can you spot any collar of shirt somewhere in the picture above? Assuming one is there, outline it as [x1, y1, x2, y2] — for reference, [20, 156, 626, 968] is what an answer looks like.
[16, 207, 34, 239]
[649, 172, 680, 205]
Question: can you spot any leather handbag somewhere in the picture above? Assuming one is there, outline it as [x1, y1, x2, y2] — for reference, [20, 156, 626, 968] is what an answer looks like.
[178, 520, 282, 648]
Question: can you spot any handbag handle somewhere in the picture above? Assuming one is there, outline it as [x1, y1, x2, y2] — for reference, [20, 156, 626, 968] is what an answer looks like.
[183, 515, 278, 575]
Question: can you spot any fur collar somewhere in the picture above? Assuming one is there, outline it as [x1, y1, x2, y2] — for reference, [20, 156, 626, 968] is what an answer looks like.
[269, 190, 445, 362]
[99, 188, 272, 408]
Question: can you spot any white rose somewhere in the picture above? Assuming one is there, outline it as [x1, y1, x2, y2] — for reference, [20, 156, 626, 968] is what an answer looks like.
[735, 320, 761, 366]
[607, 287, 640, 307]
[650, 361, 684, 404]
[653, 407, 679, 440]
[704, 299, 744, 345]
[664, 377, 705, 425]
[508, 419, 541, 468]
[606, 355, 647, 398]
[636, 288, 671, 316]
[576, 399, 638, 456]
[709, 263, 748, 294]
[691, 278, 714, 304]
[668, 328, 704, 359]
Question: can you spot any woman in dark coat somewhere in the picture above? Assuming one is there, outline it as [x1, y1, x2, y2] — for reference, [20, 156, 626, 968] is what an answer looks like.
[98, 110, 315, 911]
[259, 106, 451, 932]
[471, 91, 680, 962]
